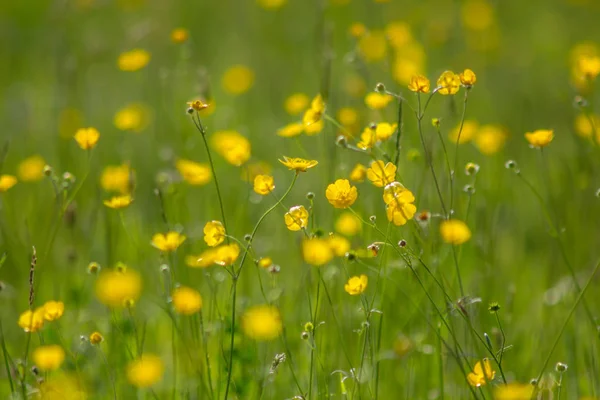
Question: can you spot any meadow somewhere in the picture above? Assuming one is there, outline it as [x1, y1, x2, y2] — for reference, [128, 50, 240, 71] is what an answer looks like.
[1, 0, 600, 398]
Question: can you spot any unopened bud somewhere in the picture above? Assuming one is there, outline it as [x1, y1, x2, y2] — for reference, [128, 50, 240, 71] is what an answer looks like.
[369, 215, 376, 223]
[465, 162, 480, 176]
[336, 135, 348, 148]
[244, 234, 252, 242]
[306, 192, 315, 200]
[375, 83, 386, 93]
[555, 362, 568, 373]
[398, 239, 407, 247]
[43, 165, 53, 177]
[186, 107, 194, 115]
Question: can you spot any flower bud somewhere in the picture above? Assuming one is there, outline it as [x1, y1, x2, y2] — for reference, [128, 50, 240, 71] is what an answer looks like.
[369, 215, 376, 223]
[398, 239, 407, 247]
[87, 262, 101, 275]
[465, 162, 480, 176]
[306, 192, 315, 200]
[375, 83, 386, 93]
[555, 362, 568, 373]
[301, 331, 309, 340]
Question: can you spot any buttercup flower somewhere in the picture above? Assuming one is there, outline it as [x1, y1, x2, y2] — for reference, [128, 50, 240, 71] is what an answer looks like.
[366, 160, 397, 187]
[578, 55, 600, 80]
[337, 107, 359, 131]
[335, 212, 362, 236]
[440, 219, 471, 245]
[242, 305, 282, 341]
[467, 359, 495, 387]
[358, 30, 387, 62]
[152, 231, 186, 252]
[386, 21, 412, 49]
[328, 235, 350, 257]
[0, 175, 17, 192]
[449, 120, 478, 144]
[459, 69, 477, 86]
[357, 126, 377, 150]
[375, 122, 397, 141]
[172, 286, 203, 315]
[171, 28, 189, 44]
[114, 103, 150, 132]
[344, 274, 368, 295]
[364, 92, 393, 109]
[383, 182, 417, 226]
[278, 156, 318, 172]
[101, 164, 133, 194]
[284, 205, 309, 231]
[349, 163, 367, 182]
[118, 49, 150, 71]
[204, 221, 226, 247]
[95, 269, 141, 308]
[326, 179, 358, 208]
[277, 122, 304, 138]
[211, 130, 251, 166]
[187, 99, 209, 112]
[525, 129, 554, 148]
[176, 159, 211, 185]
[257, 0, 287, 10]
[103, 195, 133, 209]
[302, 238, 334, 266]
[18, 308, 45, 332]
[574, 113, 600, 142]
[74, 127, 100, 150]
[254, 174, 275, 195]
[302, 94, 326, 134]
[258, 257, 273, 268]
[222, 65, 255, 95]
[90, 331, 104, 345]
[474, 125, 507, 155]
[437, 71, 461, 95]
[42, 301, 64, 321]
[126, 354, 165, 388]
[186, 249, 218, 268]
[18, 155, 46, 182]
[32, 345, 66, 371]
[284, 93, 310, 115]
[214, 244, 240, 266]
[494, 383, 534, 400]
[408, 74, 430, 93]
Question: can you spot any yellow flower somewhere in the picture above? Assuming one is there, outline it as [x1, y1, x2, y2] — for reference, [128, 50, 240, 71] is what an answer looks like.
[349, 22, 367, 38]
[304, 118, 324, 135]
[0, 175, 17, 192]
[302, 94, 326, 135]
[73, 127, 100, 150]
[42, 301, 64, 321]
[101, 164, 133, 194]
[440, 219, 471, 245]
[258, 257, 273, 268]
[449, 120, 479, 144]
[176, 159, 211, 186]
[277, 122, 304, 138]
[257, 0, 286, 10]
[459, 68, 477, 86]
[114, 103, 150, 132]
[408, 74, 430, 93]
[474, 125, 507, 155]
[437, 71, 461, 95]
[302, 238, 334, 266]
[170, 28, 189, 44]
[118, 49, 150, 71]
[243, 161, 272, 182]
[328, 235, 350, 257]
[90, 331, 104, 345]
[187, 99, 210, 112]
[18, 308, 45, 332]
[284, 93, 310, 115]
[18, 155, 46, 182]
[386, 21, 412, 49]
[525, 129, 554, 148]
[337, 107, 360, 133]
[366, 160, 396, 187]
[335, 212, 362, 236]
[32, 345, 65, 371]
[284, 205, 309, 231]
[242, 305, 282, 341]
[494, 383, 534, 400]
[39, 374, 86, 400]
[254, 174, 275, 195]
[326, 179, 358, 209]
[467, 358, 495, 387]
[578, 55, 600, 80]
[214, 244, 240, 266]
[344, 274, 368, 295]
[126, 354, 164, 388]
[172, 286, 203, 315]
[211, 130, 251, 166]
[461, 0, 494, 31]
[358, 30, 387, 62]
[222, 65, 255, 95]
[95, 269, 141, 308]
[349, 163, 367, 182]
[357, 126, 377, 150]
[384, 181, 416, 207]
[152, 231, 186, 252]
[364, 92, 393, 110]
[203, 221, 226, 247]
[278, 156, 318, 172]
[375, 122, 397, 141]
[103, 195, 133, 209]
[574, 113, 600, 142]
[186, 249, 218, 268]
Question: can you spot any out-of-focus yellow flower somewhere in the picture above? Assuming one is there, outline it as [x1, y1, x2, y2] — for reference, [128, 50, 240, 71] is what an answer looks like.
[204, 221, 225, 247]
[494, 383, 534, 400]
[474, 125, 507, 155]
[74, 127, 99, 150]
[326, 179, 358, 209]
[39, 374, 87, 400]
[118, 49, 150, 71]
[42, 301, 64, 321]
[449, 120, 479, 144]
[0, 175, 17, 192]
[126, 354, 164, 388]
[574, 113, 600, 142]
[95, 269, 141, 308]
[349, 22, 367, 38]
[101, 164, 133, 194]
[461, 0, 495, 31]
[284, 93, 310, 115]
[277, 122, 304, 138]
[212, 130, 251, 166]
[467, 358, 495, 387]
[186, 249, 218, 268]
[222, 65, 254, 95]
[408, 74, 430, 93]
[302, 238, 334, 266]
[357, 126, 377, 150]
[284, 205, 309, 231]
[302, 94, 326, 135]
[344, 74, 368, 97]
[358, 30, 387, 62]
[242, 305, 282, 340]
[152, 232, 186, 252]
[258, 257, 273, 268]
[525, 129, 554, 148]
[279, 156, 318, 172]
[328, 234, 350, 257]
[33, 345, 65, 371]
[386, 21, 412, 49]
[365, 92, 393, 110]
[335, 212, 362, 236]
[375, 122, 397, 141]
[90, 331, 104, 345]
[437, 71, 461, 95]
[114, 103, 150, 132]
[18, 308, 45, 332]
[440, 219, 471, 245]
[214, 244, 240, 266]
[578, 55, 600, 80]
[170, 28, 189, 44]
[253, 174, 275, 195]
[344, 275, 368, 295]
[366, 160, 396, 187]
[384, 183, 417, 226]
[172, 286, 203, 315]
[459, 69, 477, 86]
[392, 42, 427, 85]
[18, 155, 46, 182]
[176, 159, 211, 186]
[103, 195, 133, 209]
[349, 163, 367, 182]
[337, 107, 360, 132]
[257, 0, 286, 9]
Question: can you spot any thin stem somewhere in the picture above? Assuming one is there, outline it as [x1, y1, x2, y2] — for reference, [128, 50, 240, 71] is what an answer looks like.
[98, 346, 117, 399]
[449, 90, 469, 214]
[198, 312, 215, 400]
[0, 321, 15, 395]
[393, 99, 403, 169]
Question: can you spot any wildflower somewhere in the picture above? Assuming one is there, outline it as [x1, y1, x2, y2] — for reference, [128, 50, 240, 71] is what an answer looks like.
[254, 174, 275, 195]
[284, 205, 309, 231]
[89, 331, 104, 345]
[459, 69, 477, 86]
[349, 163, 367, 182]
[375, 122, 397, 141]
[203, 221, 225, 247]
[408, 74, 430, 93]
[242, 305, 282, 341]
[172, 286, 203, 315]
[437, 71, 461, 95]
[18, 308, 45, 332]
[18, 155, 46, 182]
[114, 103, 150, 132]
[461, 0, 495, 31]
[103, 195, 133, 209]
[574, 113, 600, 141]
[243, 161, 272, 182]
[32, 345, 65, 371]
[95, 269, 141, 308]
[494, 383, 534, 400]
[364, 92, 393, 110]
[335, 212, 362, 236]
[302, 238, 334, 266]
[326, 179, 358, 209]
[152, 231, 186, 252]
[467, 358, 495, 387]
[488, 302, 501, 313]
[366, 160, 396, 187]
[39, 374, 86, 399]
[386, 21, 412, 49]
[222, 65, 255, 95]
[449, 120, 478, 144]
[383, 182, 417, 226]
[440, 219, 471, 245]
[214, 244, 240, 266]
[278, 156, 318, 172]
[344, 275, 368, 295]
[170, 28, 189, 43]
[525, 129, 554, 148]
[258, 257, 273, 268]
[0, 175, 17, 192]
[126, 354, 165, 388]
[277, 122, 304, 138]
[88, 262, 101, 274]
[118, 49, 150, 71]
[302, 94, 326, 134]
[578, 55, 600, 80]
[358, 30, 387, 63]
[357, 126, 377, 150]
[186, 249, 218, 268]
[284, 93, 310, 115]
[101, 164, 133, 194]
[328, 235, 350, 256]
[257, 0, 286, 10]
[211, 130, 251, 166]
[42, 301, 64, 321]
[349, 22, 367, 38]
[474, 125, 507, 155]
[176, 159, 211, 185]
[465, 162, 480, 176]
[337, 107, 359, 131]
